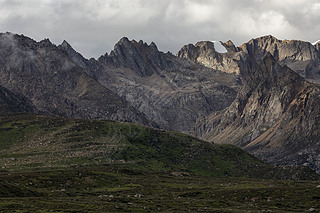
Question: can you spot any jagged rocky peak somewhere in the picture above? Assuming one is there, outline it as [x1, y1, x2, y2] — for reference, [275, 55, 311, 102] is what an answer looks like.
[58, 39, 89, 70]
[0, 32, 152, 126]
[196, 53, 305, 144]
[241, 35, 319, 66]
[0, 32, 37, 52]
[195, 41, 216, 51]
[100, 37, 168, 77]
[177, 41, 220, 65]
[60, 40, 72, 49]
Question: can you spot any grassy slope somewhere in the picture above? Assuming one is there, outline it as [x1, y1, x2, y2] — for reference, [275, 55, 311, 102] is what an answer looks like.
[0, 113, 317, 180]
[0, 166, 319, 212]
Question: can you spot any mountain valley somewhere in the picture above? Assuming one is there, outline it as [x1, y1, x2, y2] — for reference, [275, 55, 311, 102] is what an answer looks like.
[1, 32, 320, 212]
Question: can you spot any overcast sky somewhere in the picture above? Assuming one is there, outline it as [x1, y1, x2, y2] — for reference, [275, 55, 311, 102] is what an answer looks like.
[1, 0, 320, 58]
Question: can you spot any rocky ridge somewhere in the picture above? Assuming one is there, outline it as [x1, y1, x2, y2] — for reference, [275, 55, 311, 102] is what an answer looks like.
[178, 35, 320, 82]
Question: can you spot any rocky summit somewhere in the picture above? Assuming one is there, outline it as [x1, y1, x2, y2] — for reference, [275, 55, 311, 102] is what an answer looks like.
[1, 32, 320, 173]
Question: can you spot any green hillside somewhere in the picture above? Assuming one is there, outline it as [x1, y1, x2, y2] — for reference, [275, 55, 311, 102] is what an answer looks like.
[0, 113, 317, 180]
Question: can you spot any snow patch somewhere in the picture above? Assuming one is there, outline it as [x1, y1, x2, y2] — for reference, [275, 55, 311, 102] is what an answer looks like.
[212, 41, 227, 53]
[312, 40, 320, 45]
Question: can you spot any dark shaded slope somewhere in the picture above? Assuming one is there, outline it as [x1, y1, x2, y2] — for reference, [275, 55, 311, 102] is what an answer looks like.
[0, 85, 35, 114]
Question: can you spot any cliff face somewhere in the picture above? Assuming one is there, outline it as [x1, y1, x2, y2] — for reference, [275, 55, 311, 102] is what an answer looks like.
[0, 33, 151, 125]
[177, 40, 243, 75]
[240, 35, 320, 81]
[196, 54, 320, 172]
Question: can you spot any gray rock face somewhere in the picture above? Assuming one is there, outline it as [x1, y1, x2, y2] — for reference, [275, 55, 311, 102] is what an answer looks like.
[0, 32, 151, 125]
[196, 54, 320, 172]
[239, 35, 320, 81]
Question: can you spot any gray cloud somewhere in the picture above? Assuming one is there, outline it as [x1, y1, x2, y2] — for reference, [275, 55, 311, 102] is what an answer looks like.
[0, 0, 319, 58]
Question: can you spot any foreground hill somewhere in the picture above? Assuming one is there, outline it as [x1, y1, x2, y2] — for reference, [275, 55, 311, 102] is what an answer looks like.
[1, 166, 320, 212]
[0, 113, 317, 180]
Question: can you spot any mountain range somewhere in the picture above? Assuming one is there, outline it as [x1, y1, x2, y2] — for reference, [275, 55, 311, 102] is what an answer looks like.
[0, 32, 319, 173]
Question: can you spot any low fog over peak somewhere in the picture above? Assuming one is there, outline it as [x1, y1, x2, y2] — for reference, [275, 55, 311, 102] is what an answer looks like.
[1, 0, 319, 58]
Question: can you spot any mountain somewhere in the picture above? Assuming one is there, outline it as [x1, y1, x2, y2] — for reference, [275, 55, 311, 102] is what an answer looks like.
[0, 32, 151, 126]
[2, 32, 320, 173]
[59, 34, 320, 172]
[195, 53, 320, 172]
[60, 37, 241, 133]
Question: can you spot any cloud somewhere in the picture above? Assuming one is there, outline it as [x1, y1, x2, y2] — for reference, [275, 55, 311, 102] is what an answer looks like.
[0, 0, 319, 58]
